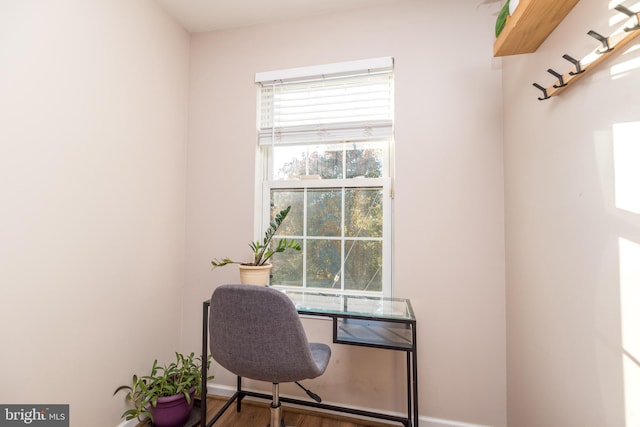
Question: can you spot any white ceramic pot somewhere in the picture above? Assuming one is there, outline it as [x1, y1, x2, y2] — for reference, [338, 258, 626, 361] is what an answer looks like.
[238, 264, 273, 286]
[509, 0, 520, 15]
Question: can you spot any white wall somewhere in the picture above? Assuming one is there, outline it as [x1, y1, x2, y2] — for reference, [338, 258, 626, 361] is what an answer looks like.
[183, 1, 506, 426]
[0, 1, 189, 425]
[503, 0, 640, 425]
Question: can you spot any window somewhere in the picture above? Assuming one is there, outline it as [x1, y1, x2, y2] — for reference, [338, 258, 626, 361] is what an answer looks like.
[256, 57, 394, 296]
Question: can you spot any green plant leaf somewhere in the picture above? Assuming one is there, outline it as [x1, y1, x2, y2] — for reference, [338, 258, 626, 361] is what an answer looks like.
[113, 385, 132, 396]
[210, 205, 300, 267]
[495, 0, 510, 38]
[211, 257, 238, 267]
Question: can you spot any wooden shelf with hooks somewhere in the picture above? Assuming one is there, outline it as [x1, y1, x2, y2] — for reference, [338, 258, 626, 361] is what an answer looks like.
[494, 0, 581, 57]
[534, 7, 640, 100]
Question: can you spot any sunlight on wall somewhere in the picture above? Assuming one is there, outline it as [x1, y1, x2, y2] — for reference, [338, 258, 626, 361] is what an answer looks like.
[614, 120, 640, 425]
[610, 45, 640, 79]
[605, 2, 640, 79]
[613, 121, 640, 215]
[608, 1, 640, 26]
[618, 237, 640, 427]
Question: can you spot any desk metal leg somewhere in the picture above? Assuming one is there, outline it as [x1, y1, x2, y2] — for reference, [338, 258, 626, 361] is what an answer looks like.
[412, 325, 418, 427]
[201, 301, 209, 427]
[406, 351, 412, 426]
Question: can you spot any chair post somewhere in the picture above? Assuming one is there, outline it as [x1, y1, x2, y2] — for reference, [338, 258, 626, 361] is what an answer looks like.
[270, 383, 282, 427]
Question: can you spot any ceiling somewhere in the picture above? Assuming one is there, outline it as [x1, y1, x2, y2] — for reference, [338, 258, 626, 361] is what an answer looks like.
[154, 0, 408, 33]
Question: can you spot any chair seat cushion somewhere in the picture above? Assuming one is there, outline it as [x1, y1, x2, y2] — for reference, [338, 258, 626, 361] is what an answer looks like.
[309, 342, 331, 373]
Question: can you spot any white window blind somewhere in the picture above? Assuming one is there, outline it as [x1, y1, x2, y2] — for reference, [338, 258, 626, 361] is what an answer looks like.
[257, 57, 394, 146]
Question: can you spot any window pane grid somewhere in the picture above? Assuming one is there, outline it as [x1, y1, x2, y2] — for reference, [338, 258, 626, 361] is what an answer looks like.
[270, 143, 388, 181]
[270, 185, 384, 293]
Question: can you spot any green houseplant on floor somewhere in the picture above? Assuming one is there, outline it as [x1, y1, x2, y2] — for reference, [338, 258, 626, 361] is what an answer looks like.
[114, 352, 213, 427]
[211, 205, 301, 285]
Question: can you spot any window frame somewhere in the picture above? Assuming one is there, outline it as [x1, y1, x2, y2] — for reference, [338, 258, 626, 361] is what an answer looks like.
[255, 58, 395, 297]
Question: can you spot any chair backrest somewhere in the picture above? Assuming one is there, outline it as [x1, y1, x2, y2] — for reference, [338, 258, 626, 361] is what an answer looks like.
[209, 284, 326, 383]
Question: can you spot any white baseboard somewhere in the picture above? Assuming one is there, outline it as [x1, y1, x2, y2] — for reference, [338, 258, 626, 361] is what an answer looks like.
[205, 383, 491, 427]
[421, 417, 492, 427]
[116, 419, 138, 427]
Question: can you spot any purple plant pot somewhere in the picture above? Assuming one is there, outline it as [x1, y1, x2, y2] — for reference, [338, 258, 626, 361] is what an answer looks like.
[150, 387, 195, 427]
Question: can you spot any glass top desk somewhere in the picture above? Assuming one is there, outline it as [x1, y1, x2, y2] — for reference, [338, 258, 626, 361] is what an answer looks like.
[201, 290, 418, 427]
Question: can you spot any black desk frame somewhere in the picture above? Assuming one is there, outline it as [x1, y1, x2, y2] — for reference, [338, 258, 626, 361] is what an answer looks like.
[201, 294, 418, 427]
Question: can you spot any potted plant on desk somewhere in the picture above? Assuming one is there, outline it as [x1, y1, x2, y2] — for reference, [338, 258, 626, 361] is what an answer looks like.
[211, 205, 301, 286]
[114, 352, 213, 427]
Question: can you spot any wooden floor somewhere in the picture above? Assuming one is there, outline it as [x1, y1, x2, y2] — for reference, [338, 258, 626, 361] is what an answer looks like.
[135, 395, 398, 427]
[200, 395, 398, 427]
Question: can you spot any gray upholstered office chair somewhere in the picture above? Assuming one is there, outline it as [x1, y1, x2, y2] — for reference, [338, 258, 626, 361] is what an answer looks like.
[209, 284, 331, 427]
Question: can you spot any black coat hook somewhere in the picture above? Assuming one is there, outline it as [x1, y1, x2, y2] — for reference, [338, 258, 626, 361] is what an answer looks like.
[588, 30, 613, 53]
[562, 54, 584, 75]
[547, 69, 567, 88]
[533, 83, 550, 101]
[614, 4, 640, 32]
